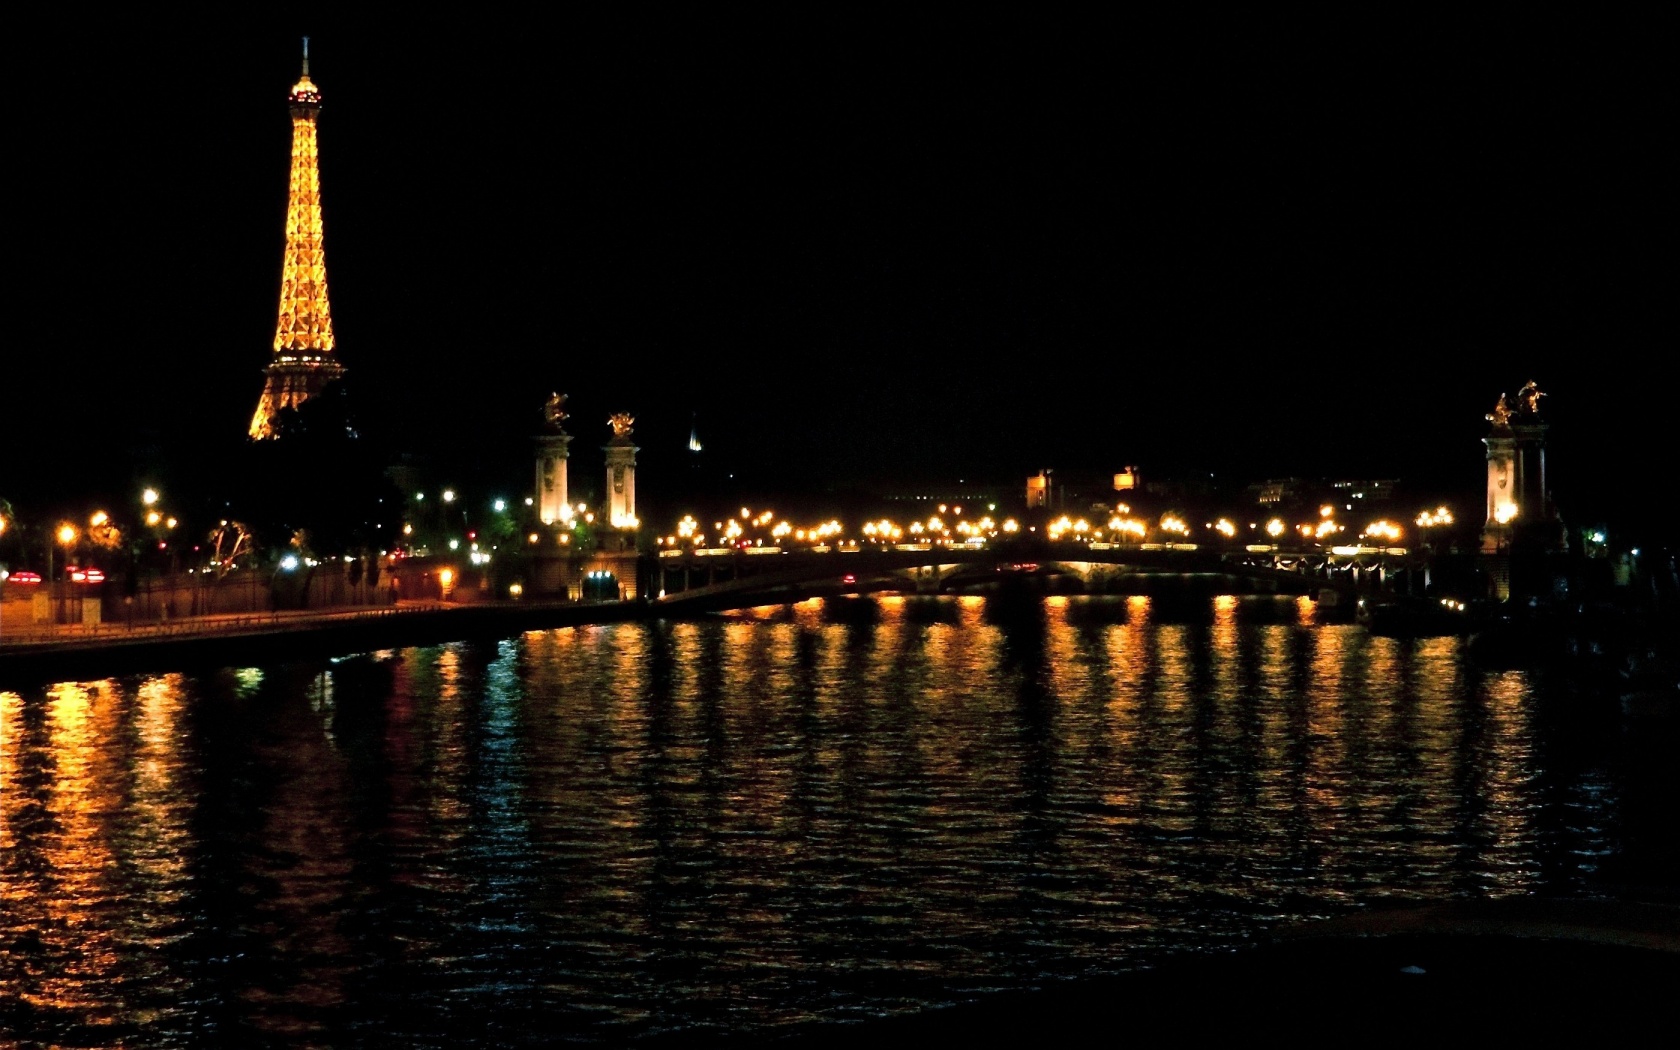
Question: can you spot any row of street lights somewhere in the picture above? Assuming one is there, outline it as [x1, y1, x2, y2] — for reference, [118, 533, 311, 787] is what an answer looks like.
[14, 488, 180, 583]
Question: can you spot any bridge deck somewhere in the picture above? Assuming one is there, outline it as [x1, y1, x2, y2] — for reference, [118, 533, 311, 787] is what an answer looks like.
[652, 543, 1419, 607]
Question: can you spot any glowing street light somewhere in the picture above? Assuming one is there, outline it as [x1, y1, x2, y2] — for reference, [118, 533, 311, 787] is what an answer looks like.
[142, 488, 159, 506]
[1411, 506, 1455, 554]
[46, 522, 78, 583]
[1364, 520, 1402, 543]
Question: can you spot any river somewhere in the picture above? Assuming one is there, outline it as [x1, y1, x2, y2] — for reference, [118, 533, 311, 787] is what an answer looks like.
[0, 593, 1670, 1046]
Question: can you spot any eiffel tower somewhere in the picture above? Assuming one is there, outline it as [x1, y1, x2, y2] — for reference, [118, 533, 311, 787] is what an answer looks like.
[249, 37, 346, 440]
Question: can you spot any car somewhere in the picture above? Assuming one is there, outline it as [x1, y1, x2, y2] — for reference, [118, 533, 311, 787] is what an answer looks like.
[5, 570, 42, 584]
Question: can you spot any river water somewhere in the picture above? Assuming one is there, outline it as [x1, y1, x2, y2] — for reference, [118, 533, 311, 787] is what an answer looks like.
[0, 594, 1670, 1046]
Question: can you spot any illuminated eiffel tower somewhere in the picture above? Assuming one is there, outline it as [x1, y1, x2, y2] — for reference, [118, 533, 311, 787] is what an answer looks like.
[249, 37, 346, 440]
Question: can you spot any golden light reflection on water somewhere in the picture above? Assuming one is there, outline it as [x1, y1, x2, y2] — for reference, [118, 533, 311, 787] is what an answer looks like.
[426, 644, 471, 833]
[0, 594, 1584, 1044]
[1476, 669, 1541, 889]
[0, 679, 152, 1025]
[131, 674, 189, 904]
[1042, 597, 1083, 708]
[1100, 599, 1153, 818]
[0, 690, 20, 848]
[40, 681, 124, 1013]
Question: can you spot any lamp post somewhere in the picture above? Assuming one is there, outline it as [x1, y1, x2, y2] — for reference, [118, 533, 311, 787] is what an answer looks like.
[53, 523, 77, 626]
[143, 510, 179, 574]
[50, 522, 77, 581]
[1414, 506, 1455, 596]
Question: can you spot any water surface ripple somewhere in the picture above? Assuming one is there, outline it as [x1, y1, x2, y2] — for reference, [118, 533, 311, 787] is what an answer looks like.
[0, 595, 1650, 1046]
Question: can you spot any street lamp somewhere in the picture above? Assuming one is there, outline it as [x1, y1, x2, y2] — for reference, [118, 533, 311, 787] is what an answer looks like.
[53, 522, 77, 578]
[49, 523, 78, 622]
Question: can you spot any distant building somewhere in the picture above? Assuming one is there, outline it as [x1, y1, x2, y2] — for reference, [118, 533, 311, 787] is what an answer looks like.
[1025, 469, 1147, 516]
[1329, 478, 1397, 505]
[1025, 472, 1049, 509]
[1249, 477, 1396, 508]
[1251, 478, 1306, 505]
[875, 479, 1012, 508]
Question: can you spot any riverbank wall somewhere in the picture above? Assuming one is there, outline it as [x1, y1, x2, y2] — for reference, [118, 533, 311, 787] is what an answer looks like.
[0, 600, 652, 689]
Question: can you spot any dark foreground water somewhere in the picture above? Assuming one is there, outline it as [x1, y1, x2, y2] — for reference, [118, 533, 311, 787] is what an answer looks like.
[1, 594, 1673, 1047]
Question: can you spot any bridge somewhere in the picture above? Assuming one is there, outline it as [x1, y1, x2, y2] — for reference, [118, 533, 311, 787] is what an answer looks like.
[650, 540, 1425, 611]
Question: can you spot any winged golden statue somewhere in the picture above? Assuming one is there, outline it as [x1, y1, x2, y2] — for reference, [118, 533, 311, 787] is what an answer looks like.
[608, 412, 635, 438]
[1486, 392, 1513, 427]
[543, 392, 569, 429]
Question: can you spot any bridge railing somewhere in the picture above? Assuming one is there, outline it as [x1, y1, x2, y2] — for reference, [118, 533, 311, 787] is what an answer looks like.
[650, 539, 1426, 603]
[0, 602, 456, 648]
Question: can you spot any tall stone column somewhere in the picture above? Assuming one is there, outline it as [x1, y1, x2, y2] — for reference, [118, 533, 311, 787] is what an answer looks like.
[1480, 381, 1563, 554]
[535, 434, 572, 524]
[1482, 427, 1519, 553]
[603, 413, 640, 528]
[535, 393, 572, 525]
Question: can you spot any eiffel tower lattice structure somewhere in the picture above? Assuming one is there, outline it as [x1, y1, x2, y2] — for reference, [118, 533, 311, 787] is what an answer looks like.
[249, 37, 346, 440]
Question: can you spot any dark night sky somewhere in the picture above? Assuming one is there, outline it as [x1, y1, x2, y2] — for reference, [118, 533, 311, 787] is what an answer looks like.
[6, 14, 1670, 541]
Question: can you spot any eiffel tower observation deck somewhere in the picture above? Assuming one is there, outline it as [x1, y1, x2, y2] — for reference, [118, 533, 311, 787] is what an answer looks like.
[249, 37, 346, 440]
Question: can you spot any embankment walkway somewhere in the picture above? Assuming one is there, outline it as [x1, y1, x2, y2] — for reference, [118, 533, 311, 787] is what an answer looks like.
[0, 599, 651, 688]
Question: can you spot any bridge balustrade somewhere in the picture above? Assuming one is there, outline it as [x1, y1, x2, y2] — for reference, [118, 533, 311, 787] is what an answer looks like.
[651, 539, 1427, 607]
